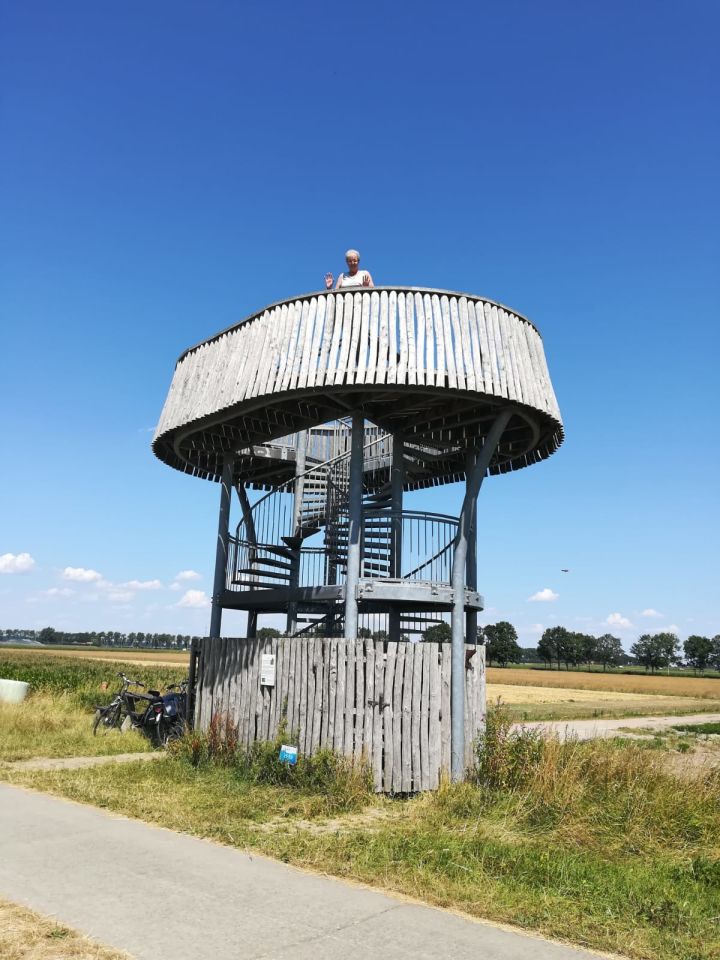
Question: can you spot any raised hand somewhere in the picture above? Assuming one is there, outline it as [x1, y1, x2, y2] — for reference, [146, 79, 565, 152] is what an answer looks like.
[362, 272, 371, 286]
[325, 273, 334, 289]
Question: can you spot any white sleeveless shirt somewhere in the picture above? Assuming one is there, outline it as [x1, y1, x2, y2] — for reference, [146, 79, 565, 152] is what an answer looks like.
[337, 270, 370, 288]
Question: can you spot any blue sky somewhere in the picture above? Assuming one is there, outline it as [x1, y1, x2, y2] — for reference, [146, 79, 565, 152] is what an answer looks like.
[1, 0, 718, 646]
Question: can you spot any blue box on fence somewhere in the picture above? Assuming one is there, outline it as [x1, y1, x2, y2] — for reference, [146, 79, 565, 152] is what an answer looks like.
[279, 744, 298, 765]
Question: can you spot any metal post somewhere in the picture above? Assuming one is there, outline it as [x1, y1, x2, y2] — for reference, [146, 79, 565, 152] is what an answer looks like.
[465, 451, 478, 645]
[450, 409, 513, 781]
[389, 433, 404, 642]
[246, 611, 257, 639]
[209, 455, 235, 640]
[344, 411, 364, 639]
[287, 430, 308, 635]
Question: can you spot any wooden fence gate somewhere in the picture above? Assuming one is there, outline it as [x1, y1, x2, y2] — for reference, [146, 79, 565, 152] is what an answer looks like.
[196, 636, 485, 792]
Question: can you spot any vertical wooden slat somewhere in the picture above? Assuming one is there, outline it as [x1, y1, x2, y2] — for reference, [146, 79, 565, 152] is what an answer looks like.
[392, 643, 406, 792]
[372, 641, 384, 792]
[311, 639, 323, 753]
[429, 295, 444, 388]
[410, 643, 422, 791]
[306, 297, 325, 389]
[414, 292, 425, 385]
[382, 643, 397, 793]
[440, 642, 451, 777]
[326, 639, 337, 748]
[365, 291, 380, 384]
[317, 295, 336, 383]
[344, 639, 356, 757]
[334, 293, 354, 385]
[334, 641, 346, 753]
[439, 295, 456, 389]
[386, 290, 397, 385]
[455, 297, 473, 391]
[397, 292, 408, 384]
[298, 638, 308, 753]
[354, 640, 365, 760]
[420, 642, 431, 791]
[363, 638, 375, 764]
[375, 290, 389, 385]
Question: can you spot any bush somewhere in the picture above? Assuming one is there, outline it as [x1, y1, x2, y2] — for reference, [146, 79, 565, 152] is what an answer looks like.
[168, 712, 373, 812]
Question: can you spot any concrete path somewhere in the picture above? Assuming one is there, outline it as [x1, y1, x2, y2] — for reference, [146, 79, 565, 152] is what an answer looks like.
[0, 783, 609, 960]
[514, 712, 720, 741]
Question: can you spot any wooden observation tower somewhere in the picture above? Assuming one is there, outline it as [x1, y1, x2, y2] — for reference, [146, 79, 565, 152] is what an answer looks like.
[154, 287, 563, 790]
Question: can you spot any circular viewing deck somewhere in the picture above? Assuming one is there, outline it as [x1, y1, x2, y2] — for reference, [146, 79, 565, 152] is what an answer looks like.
[153, 287, 563, 486]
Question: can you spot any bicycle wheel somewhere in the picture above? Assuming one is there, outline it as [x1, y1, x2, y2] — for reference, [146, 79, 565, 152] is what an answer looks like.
[93, 702, 121, 735]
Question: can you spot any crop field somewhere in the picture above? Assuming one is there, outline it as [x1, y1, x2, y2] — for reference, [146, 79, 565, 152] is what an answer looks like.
[486, 665, 720, 699]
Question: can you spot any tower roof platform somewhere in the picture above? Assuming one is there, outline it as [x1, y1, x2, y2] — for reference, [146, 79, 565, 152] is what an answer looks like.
[153, 287, 563, 487]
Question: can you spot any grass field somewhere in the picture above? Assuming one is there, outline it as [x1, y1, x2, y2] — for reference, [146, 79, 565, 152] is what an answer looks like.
[0, 899, 128, 960]
[0, 651, 185, 761]
[4, 715, 719, 960]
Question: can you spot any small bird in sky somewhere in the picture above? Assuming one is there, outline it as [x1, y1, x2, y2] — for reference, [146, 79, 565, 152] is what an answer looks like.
[561, 568, 569, 573]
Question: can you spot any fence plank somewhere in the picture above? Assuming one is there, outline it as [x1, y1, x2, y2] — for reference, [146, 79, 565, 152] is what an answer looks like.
[334, 641, 346, 753]
[392, 643, 406, 792]
[344, 638, 356, 757]
[440, 643, 451, 778]
[382, 643, 397, 793]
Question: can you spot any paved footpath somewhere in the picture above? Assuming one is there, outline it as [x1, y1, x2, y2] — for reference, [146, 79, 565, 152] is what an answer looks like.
[0, 783, 610, 960]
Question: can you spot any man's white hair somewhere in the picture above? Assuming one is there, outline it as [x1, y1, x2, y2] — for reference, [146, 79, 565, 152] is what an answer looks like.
[345, 249, 360, 260]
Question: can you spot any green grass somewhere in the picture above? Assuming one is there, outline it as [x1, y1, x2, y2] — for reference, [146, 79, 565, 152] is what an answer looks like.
[3, 710, 719, 960]
[672, 722, 720, 735]
[0, 651, 185, 761]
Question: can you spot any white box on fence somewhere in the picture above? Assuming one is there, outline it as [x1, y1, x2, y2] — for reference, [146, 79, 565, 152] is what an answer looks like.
[260, 653, 276, 686]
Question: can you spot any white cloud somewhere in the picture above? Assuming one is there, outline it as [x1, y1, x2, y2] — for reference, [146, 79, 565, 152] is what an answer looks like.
[43, 587, 74, 598]
[169, 582, 182, 592]
[606, 612, 633, 629]
[108, 590, 134, 604]
[528, 588, 559, 602]
[0, 552, 36, 574]
[529, 623, 545, 634]
[63, 567, 102, 583]
[120, 579, 163, 591]
[177, 589, 210, 609]
[641, 608, 663, 618]
[662, 624, 680, 634]
[175, 570, 201, 582]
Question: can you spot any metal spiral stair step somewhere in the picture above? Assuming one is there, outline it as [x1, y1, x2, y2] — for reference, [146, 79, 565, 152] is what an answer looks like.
[237, 567, 291, 581]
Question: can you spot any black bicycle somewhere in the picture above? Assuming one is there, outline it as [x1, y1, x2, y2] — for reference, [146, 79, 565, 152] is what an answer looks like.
[92, 672, 151, 736]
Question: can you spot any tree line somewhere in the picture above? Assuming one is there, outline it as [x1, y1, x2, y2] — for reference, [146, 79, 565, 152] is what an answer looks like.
[3, 624, 720, 673]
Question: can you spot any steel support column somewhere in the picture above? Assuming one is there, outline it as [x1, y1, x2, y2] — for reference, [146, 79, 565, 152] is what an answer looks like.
[389, 433, 404, 642]
[287, 430, 308, 635]
[344, 411, 364, 639]
[450, 409, 513, 781]
[465, 452, 478, 645]
[209, 454, 235, 640]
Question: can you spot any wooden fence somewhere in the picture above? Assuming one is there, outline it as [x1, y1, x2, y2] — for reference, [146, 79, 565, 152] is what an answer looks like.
[196, 636, 485, 793]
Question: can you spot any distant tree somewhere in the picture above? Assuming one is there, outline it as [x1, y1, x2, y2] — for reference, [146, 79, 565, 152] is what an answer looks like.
[422, 622, 451, 643]
[257, 627, 281, 639]
[484, 621, 521, 666]
[539, 626, 573, 670]
[519, 646, 539, 663]
[631, 633, 680, 673]
[594, 634, 623, 671]
[577, 633, 597, 664]
[372, 629, 389, 641]
[711, 636, 720, 672]
[537, 630, 557, 668]
[38, 626, 58, 644]
[684, 635, 713, 674]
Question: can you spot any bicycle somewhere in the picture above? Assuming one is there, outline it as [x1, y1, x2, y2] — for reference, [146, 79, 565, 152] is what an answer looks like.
[92, 672, 150, 736]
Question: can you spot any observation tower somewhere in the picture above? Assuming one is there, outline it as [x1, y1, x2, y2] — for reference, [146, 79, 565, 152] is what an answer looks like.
[154, 287, 563, 790]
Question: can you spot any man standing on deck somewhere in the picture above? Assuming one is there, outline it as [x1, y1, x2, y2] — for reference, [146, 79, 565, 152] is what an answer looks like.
[325, 249, 374, 290]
